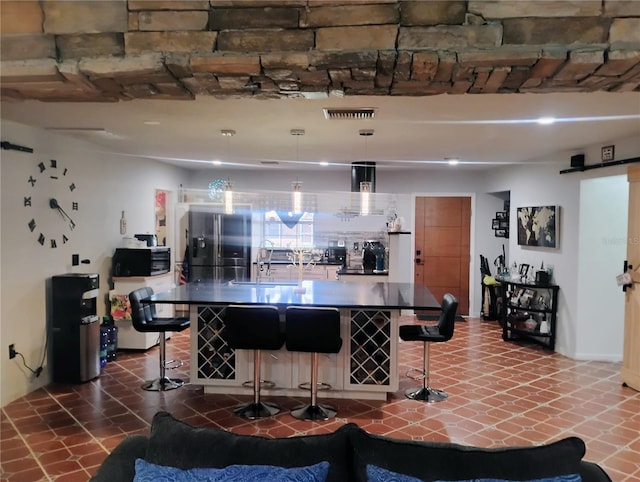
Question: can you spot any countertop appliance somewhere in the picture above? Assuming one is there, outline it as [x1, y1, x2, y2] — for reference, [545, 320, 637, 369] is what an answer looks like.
[188, 207, 251, 283]
[112, 247, 170, 277]
[328, 246, 347, 268]
[50, 273, 100, 383]
[134, 233, 158, 247]
[362, 240, 386, 272]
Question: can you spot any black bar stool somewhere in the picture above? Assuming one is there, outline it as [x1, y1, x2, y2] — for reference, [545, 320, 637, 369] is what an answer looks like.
[129, 287, 190, 391]
[400, 293, 458, 403]
[224, 305, 285, 419]
[285, 306, 342, 421]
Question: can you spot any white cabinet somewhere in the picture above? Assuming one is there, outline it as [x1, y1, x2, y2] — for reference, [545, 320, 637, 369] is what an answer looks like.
[326, 266, 340, 281]
[111, 273, 175, 350]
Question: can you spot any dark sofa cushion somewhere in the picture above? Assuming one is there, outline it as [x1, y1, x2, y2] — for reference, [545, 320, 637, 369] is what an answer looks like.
[349, 426, 586, 482]
[145, 411, 356, 482]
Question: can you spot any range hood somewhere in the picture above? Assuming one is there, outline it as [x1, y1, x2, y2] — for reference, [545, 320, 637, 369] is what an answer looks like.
[351, 162, 376, 192]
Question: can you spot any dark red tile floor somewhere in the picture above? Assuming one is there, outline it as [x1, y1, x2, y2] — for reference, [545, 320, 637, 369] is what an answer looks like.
[2, 317, 639, 481]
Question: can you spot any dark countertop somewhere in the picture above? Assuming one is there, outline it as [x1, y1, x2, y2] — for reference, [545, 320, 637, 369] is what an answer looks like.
[338, 268, 388, 276]
[148, 280, 440, 310]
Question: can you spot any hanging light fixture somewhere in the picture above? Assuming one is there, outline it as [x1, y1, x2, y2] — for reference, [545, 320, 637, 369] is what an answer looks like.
[291, 129, 305, 215]
[359, 129, 374, 216]
[360, 181, 372, 216]
[223, 178, 233, 214]
[292, 180, 303, 215]
[220, 129, 235, 214]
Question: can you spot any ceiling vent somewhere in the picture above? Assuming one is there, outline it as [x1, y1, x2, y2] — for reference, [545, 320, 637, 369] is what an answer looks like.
[323, 108, 377, 120]
[45, 127, 122, 140]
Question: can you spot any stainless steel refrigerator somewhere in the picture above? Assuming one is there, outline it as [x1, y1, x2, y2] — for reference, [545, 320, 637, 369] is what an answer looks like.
[188, 207, 251, 282]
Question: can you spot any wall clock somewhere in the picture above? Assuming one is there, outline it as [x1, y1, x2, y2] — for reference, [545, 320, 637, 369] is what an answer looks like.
[24, 159, 78, 248]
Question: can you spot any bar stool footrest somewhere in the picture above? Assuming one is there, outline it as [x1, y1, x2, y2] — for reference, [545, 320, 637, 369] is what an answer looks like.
[405, 367, 426, 381]
[298, 381, 331, 391]
[241, 379, 276, 390]
[291, 403, 337, 421]
[164, 359, 184, 370]
[405, 386, 447, 403]
[142, 377, 184, 392]
[234, 401, 280, 420]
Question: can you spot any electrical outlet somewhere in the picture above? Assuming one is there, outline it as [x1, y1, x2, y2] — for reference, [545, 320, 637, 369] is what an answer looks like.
[9, 344, 16, 359]
[72, 254, 79, 266]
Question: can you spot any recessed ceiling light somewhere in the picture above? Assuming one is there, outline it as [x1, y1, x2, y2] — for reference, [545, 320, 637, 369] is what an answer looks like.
[537, 117, 556, 125]
[212, 160, 222, 166]
[446, 158, 460, 165]
[220, 129, 236, 137]
[319, 161, 329, 167]
[143, 120, 160, 125]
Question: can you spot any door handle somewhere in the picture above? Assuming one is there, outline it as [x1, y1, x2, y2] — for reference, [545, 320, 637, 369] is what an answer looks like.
[623, 260, 633, 292]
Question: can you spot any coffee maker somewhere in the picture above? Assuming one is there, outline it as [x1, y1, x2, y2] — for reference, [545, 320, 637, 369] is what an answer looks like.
[327, 246, 347, 268]
[362, 240, 385, 272]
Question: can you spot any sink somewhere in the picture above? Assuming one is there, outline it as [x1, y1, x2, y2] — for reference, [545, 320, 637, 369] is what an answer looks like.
[229, 281, 299, 286]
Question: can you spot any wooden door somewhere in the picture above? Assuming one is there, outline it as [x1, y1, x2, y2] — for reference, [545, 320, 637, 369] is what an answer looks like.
[622, 164, 640, 391]
[414, 196, 471, 315]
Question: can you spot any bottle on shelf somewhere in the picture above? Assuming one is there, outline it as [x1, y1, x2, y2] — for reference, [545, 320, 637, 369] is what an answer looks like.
[539, 316, 550, 334]
[119, 210, 127, 235]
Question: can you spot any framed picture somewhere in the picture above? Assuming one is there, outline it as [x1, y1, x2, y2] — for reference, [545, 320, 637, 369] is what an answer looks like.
[499, 220, 509, 229]
[519, 288, 537, 308]
[496, 211, 507, 220]
[494, 228, 507, 238]
[516, 205, 559, 248]
[492, 219, 500, 229]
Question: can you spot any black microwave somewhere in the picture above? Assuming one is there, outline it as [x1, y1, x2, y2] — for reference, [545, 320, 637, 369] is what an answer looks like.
[112, 247, 171, 277]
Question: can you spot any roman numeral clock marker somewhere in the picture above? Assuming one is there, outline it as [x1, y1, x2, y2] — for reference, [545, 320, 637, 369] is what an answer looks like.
[24, 159, 78, 248]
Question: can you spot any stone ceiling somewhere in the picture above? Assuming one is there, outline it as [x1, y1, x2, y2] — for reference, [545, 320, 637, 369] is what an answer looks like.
[1, 0, 640, 104]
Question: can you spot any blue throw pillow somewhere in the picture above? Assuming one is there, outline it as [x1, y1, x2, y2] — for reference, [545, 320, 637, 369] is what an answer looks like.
[366, 465, 582, 482]
[134, 458, 329, 482]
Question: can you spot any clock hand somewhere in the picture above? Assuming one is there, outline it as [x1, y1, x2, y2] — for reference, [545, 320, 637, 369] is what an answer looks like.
[49, 198, 76, 230]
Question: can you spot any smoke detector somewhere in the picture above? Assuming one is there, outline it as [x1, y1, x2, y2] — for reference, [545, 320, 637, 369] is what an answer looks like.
[323, 108, 377, 120]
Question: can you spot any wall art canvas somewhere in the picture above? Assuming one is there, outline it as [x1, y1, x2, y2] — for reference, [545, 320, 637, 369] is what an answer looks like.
[516, 205, 559, 248]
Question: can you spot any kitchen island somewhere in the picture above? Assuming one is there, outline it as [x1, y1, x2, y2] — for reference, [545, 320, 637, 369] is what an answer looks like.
[149, 280, 439, 400]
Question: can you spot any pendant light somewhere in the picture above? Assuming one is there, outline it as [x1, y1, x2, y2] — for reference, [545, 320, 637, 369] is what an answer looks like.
[360, 181, 372, 216]
[359, 129, 374, 216]
[223, 178, 233, 214]
[221, 129, 235, 214]
[292, 180, 303, 215]
[291, 129, 305, 215]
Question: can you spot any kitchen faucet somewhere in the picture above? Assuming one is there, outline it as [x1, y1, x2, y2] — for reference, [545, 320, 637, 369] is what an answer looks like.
[257, 240, 275, 282]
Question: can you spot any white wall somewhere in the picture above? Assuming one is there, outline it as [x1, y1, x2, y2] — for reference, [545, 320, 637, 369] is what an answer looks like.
[1, 120, 189, 406]
[485, 133, 639, 359]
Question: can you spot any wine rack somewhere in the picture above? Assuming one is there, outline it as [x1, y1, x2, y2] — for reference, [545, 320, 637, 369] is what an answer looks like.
[349, 310, 392, 386]
[196, 306, 236, 380]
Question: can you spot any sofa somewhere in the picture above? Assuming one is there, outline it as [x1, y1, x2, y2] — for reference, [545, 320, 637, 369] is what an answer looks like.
[90, 411, 612, 482]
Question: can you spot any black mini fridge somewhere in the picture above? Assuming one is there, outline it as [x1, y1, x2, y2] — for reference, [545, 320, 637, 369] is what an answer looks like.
[50, 274, 100, 383]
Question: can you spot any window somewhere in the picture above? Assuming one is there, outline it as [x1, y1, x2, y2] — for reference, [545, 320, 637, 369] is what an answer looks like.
[264, 210, 314, 248]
